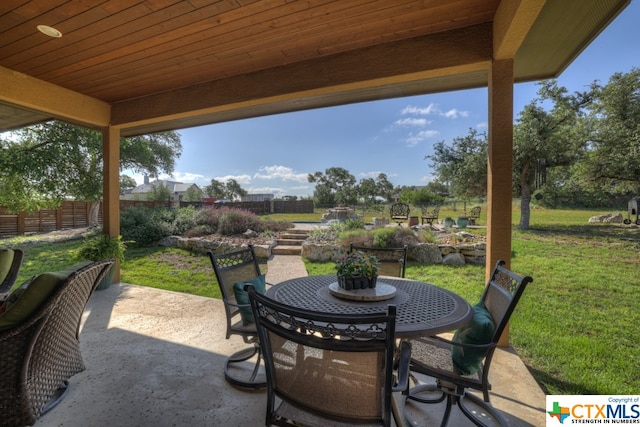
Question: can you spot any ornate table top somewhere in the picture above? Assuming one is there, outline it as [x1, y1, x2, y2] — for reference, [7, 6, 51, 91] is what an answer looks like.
[266, 275, 473, 338]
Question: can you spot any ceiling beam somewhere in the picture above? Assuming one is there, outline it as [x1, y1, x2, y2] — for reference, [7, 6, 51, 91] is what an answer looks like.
[0, 66, 111, 129]
[112, 23, 492, 132]
[493, 0, 546, 60]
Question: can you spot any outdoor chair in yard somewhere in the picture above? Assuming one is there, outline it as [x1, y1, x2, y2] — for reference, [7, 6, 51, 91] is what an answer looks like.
[349, 243, 408, 278]
[468, 206, 482, 225]
[246, 286, 411, 427]
[0, 259, 114, 427]
[207, 245, 270, 389]
[420, 206, 440, 226]
[390, 202, 410, 226]
[0, 248, 24, 300]
[404, 260, 533, 427]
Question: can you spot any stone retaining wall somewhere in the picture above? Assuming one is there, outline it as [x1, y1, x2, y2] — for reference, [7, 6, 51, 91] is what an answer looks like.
[159, 235, 486, 265]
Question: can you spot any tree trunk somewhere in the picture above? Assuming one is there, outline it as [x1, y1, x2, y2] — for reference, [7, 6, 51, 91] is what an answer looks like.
[89, 200, 101, 227]
[519, 164, 532, 230]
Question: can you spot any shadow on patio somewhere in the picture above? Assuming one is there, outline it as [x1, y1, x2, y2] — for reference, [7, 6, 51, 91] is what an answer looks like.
[35, 282, 547, 427]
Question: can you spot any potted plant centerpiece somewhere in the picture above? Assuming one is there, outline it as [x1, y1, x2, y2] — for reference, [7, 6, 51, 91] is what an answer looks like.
[335, 251, 379, 290]
[76, 234, 126, 290]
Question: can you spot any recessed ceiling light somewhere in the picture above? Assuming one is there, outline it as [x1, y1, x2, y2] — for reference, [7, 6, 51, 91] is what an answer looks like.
[37, 25, 62, 38]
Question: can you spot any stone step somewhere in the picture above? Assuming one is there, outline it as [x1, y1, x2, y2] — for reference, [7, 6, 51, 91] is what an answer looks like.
[271, 245, 303, 255]
[280, 233, 308, 241]
[284, 229, 310, 235]
[276, 238, 304, 246]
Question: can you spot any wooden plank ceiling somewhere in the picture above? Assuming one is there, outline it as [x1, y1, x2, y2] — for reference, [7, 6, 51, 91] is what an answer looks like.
[0, 0, 630, 136]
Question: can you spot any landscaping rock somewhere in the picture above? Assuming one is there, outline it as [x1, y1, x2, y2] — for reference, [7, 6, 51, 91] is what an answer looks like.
[442, 253, 466, 266]
[588, 213, 623, 223]
[408, 244, 443, 264]
[301, 242, 342, 262]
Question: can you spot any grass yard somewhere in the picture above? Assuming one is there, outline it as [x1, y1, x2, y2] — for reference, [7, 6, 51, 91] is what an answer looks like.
[3, 205, 639, 396]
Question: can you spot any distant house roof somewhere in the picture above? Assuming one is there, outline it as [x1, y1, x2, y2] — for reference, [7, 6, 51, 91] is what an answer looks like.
[131, 180, 196, 194]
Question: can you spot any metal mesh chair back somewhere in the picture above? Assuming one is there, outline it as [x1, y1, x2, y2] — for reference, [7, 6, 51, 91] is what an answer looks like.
[350, 244, 408, 278]
[248, 288, 398, 426]
[482, 260, 533, 341]
[208, 246, 262, 324]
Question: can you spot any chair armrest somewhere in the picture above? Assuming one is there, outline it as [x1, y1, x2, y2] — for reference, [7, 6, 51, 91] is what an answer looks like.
[393, 340, 411, 392]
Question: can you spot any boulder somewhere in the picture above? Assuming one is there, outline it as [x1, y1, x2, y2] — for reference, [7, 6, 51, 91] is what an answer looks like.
[408, 244, 443, 264]
[442, 253, 466, 266]
[588, 213, 623, 223]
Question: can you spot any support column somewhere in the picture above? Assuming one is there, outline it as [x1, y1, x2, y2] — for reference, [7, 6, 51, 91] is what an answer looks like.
[103, 125, 121, 281]
[487, 59, 514, 346]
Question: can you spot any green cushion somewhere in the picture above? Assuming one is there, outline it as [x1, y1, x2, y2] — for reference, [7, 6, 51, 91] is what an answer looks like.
[0, 261, 92, 331]
[233, 274, 266, 325]
[0, 249, 15, 283]
[451, 301, 496, 376]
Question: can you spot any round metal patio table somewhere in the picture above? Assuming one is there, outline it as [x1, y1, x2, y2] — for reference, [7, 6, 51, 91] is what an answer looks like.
[266, 275, 473, 338]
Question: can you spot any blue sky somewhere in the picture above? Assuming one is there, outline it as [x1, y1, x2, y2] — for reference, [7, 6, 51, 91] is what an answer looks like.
[145, 1, 639, 198]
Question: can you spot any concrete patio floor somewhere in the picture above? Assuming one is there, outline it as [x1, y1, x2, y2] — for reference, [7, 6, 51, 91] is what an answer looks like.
[35, 254, 547, 427]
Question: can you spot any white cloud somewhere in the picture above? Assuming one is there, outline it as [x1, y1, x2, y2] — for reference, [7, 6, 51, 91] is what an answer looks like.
[401, 103, 438, 115]
[442, 108, 469, 119]
[253, 165, 308, 182]
[169, 172, 206, 183]
[476, 122, 488, 129]
[394, 117, 430, 127]
[214, 174, 252, 185]
[358, 171, 397, 179]
[419, 174, 437, 183]
[405, 130, 439, 147]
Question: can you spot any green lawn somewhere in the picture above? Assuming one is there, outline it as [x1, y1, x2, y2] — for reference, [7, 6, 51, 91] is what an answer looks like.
[2, 205, 639, 395]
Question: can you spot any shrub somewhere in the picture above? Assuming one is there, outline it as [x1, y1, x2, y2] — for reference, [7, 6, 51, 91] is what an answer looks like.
[372, 227, 395, 247]
[216, 208, 259, 235]
[338, 229, 372, 247]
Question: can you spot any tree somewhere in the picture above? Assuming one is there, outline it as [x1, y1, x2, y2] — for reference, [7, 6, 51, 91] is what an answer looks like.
[120, 175, 138, 194]
[224, 179, 248, 201]
[308, 167, 357, 206]
[183, 185, 203, 202]
[356, 173, 394, 207]
[204, 179, 226, 199]
[147, 182, 172, 202]
[427, 128, 488, 200]
[401, 186, 444, 207]
[580, 68, 640, 194]
[513, 80, 591, 228]
[0, 121, 182, 222]
[204, 178, 247, 201]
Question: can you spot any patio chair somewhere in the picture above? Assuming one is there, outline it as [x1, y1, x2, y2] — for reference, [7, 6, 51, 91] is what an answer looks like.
[390, 203, 410, 226]
[349, 243, 408, 278]
[405, 260, 533, 426]
[246, 286, 411, 427]
[0, 259, 114, 426]
[420, 206, 440, 226]
[468, 206, 481, 225]
[0, 248, 24, 300]
[207, 245, 270, 389]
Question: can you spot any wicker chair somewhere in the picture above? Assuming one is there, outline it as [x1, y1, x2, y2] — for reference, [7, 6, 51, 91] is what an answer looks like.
[0, 248, 24, 300]
[207, 245, 270, 389]
[247, 286, 411, 427]
[390, 203, 410, 226]
[349, 243, 408, 278]
[0, 259, 114, 426]
[405, 260, 533, 426]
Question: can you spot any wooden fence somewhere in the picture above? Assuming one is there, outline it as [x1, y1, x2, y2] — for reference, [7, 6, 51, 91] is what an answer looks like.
[0, 199, 314, 238]
[179, 199, 314, 215]
[0, 200, 165, 238]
